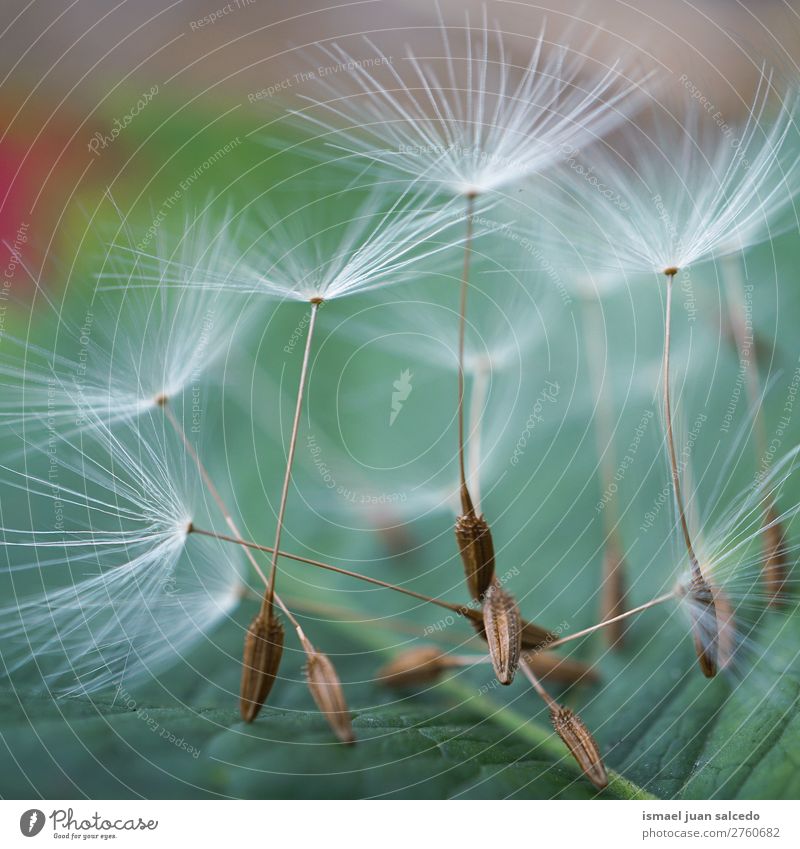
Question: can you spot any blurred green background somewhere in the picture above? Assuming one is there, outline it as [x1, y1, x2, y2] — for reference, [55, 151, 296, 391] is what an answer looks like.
[2, 0, 800, 801]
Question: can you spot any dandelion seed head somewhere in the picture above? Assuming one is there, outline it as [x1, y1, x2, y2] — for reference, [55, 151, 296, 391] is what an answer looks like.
[238, 185, 466, 302]
[549, 69, 800, 275]
[670, 444, 800, 679]
[103, 183, 468, 305]
[3, 217, 247, 446]
[0, 410, 244, 694]
[295, 10, 649, 198]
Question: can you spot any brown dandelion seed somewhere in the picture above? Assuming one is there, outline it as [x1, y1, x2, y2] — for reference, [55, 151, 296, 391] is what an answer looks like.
[455, 509, 496, 602]
[550, 705, 609, 790]
[378, 646, 452, 688]
[240, 612, 285, 722]
[763, 505, 790, 607]
[482, 583, 522, 685]
[303, 640, 355, 744]
[663, 270, 717, 678]
[687, 572, 718, 678]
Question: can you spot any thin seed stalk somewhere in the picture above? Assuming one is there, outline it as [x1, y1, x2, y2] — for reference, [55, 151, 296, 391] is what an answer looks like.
[467, 360, 489, 512]
[544, 591, 676, 650]
[454, 193, 496, 601]
[190, 526, 474, 616]
[163, 399, 308, 641]
[457, 193, 476, 501]
[663, 270, 718, 677]
[265, 299, 321, 616]
[164, 399, 306, 723]
[663, 272, 700, 572]
[162, 334, 352, 732]
[187, 526, 553, 646]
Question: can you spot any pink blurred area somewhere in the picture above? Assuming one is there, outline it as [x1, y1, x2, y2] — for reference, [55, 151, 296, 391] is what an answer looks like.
[0, 123, 87, 298]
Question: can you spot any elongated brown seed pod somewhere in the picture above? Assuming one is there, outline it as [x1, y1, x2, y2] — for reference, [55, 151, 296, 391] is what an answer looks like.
[303, 641, 355, 744]
[550, 705, 609, 790]
[763, 505, 789, 607]
[599, 540, 627, 648]
[687, 572, 718, 678]
[378, 646, 451, 688]
[455, 511, 496, 601]
[482, 583, 522, 685]
[240, 613, 285, 722]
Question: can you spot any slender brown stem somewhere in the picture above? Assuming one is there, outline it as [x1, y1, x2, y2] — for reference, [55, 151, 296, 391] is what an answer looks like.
[189, 525, 475, 620]
[663, 272, 719, 676]
[467, 360, 488, 514]
[275, 593, 472, 646]
[162, 401, 306, 638]
[189, 527, 673, 654]
[544, 591, 676, 650]
[663, 272, 700, 576]
[458, 194, 476, 514]
[454, 586, 673, 659]
[519, 657, 558, 708]
[265, 300, 321, 617]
